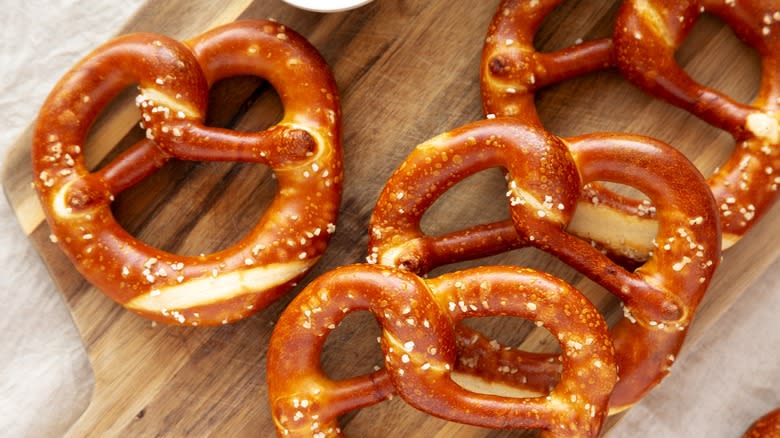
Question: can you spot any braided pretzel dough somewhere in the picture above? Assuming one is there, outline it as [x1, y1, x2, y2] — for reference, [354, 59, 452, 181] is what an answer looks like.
[369, 118, 720, 412]
[268, 264, 617, 437]
[613, 0, 780, 248]
[744, 408, 780, 438]
[32, 20, 342, 326]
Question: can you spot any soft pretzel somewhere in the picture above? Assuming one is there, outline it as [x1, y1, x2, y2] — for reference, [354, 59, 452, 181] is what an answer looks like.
[369, 118, 720, 412]
[744, 408, 780, 438]
[32, 20, 342, 326]
[267, 264, 617, 438]
[613, 0, 780, 248]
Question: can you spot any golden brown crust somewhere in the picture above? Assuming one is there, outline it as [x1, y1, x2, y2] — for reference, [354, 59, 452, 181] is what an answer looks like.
[368, 118, 720, 412]
[267, 264, 617, 437]
[744, 408, 780, 438]
[32, 20, 342, 326]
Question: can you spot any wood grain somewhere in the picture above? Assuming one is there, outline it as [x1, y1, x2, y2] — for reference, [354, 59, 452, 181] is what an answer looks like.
[2, 0, 776, 436]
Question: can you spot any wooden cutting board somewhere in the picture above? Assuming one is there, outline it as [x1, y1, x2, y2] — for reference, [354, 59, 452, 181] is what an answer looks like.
[3, 0, 778, 436]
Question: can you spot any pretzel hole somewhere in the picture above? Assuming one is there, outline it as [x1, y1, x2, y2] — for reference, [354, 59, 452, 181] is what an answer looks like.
[673, 13, 761, 176]
[339, 397, 437, 438]
[454, 317, 560, 398]
[112, 163, 276, 255]
[78, 86, 133, 170]
[535, 70, 645, 139]
[586, 181, 647, 202]
[420, 168, 509, 236]
[535, 1, 617, 51]
[319, 311, 384, 380]
[462, 316, 560, 355]
[206, 77, 283, 133]
[109, 77, 280, 255]
[675, 14, 760, 107]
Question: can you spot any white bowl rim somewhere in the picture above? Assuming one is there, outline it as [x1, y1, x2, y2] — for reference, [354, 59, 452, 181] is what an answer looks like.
[281, 0, 374, 13]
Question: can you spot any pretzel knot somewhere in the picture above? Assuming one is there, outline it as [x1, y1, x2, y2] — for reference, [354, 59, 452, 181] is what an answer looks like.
[369, 118, 720, 412]
[613, 0, 780, 248]
[267, 264, 617, 438]
[32, 20, 342, 326]
[480, 0, 664, 265]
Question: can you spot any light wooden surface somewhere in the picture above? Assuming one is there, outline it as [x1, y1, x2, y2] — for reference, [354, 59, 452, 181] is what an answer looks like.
[2, 0, 777, 436]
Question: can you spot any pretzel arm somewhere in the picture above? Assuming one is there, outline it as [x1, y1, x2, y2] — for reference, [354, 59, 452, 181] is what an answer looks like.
[91, 138, 170, 195]
[615, 38, 751, 134]
[428, 220, 525, 266]
[141, 117, 316, 166]
[325, 372, 395, 418]
[482, 0, 617, 121]
[371, 218, 524, 273]
[140, 20, 334, 168]
[532, 39, 615, 89]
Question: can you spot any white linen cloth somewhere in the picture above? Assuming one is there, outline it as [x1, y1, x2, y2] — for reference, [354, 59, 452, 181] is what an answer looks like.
[0, 1, 776, 437]
[0, 1, 143, 436]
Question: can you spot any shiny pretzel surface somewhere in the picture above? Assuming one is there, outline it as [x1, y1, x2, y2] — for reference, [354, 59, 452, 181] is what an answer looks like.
[32, 20, 342, 326]
[369, 118, 720, 412]
[267, 264, 617, 438]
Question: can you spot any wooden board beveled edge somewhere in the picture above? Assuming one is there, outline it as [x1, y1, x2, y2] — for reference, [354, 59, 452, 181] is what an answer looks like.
[0, 0, 259, 435]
